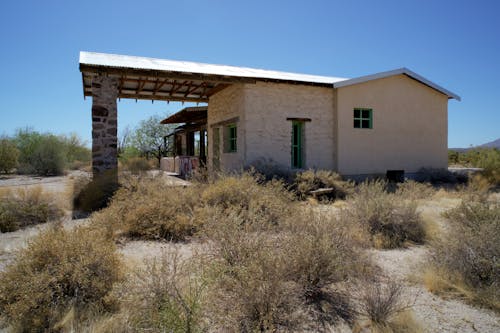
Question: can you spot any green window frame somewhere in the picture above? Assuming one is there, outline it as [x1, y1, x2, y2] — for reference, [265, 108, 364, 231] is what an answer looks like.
[291, 121, 303, 169]
[353, 108, 373, 129]
[228, 124, 237, 153]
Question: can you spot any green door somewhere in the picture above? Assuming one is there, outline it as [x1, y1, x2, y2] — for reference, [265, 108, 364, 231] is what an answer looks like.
[291, 121, 303, 168]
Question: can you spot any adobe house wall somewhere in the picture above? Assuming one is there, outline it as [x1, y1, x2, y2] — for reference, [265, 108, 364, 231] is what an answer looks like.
[336, 74, 449, 175]
[242, 82, 336, 171]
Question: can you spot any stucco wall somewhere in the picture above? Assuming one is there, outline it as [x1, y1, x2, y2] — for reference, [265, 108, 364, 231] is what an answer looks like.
[207, 84, 246, 171]
[336, 74, 449, 175]
[243, 82, 336, 170]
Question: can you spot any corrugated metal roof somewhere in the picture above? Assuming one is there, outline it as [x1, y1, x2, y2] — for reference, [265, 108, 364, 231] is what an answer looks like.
[333, 68, 461, 101]
[80, 51, 347, 85]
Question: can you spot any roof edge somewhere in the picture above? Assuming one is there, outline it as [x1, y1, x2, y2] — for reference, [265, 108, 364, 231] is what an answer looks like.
[333, 68, 461, 101]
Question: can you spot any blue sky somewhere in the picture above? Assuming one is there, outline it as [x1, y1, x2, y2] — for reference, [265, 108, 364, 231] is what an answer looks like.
[0, 0, 498, 148]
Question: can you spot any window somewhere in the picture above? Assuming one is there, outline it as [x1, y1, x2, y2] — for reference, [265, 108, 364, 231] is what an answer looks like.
[353, 108, 373, 129]
[227, 124, 237, 153]
[291, 121, 303, 168]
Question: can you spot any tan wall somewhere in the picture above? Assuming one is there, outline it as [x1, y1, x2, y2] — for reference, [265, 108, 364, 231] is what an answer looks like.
[336, 74, 449, 175]
[243, 82, 336, 170]
[207, 84, 246, 171]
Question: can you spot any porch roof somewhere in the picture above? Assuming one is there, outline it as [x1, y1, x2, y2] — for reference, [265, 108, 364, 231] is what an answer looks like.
[161, 106, 207, 124]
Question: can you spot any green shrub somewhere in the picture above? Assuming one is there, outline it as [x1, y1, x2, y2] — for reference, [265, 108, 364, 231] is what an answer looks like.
[294, 169, 354, 201]
[426, 198, 499, 310]
[123, 250, 206, 333]
[0, 225, 123, 331]
[0, 138, 19, 173]
[347, 180, 426, 249]
[0, 186, 64, 232]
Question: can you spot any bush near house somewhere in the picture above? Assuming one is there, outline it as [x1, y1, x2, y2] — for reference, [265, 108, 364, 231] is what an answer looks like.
[425, 197, 500, 311]
[0, 186, 64, 232]
[92, 172, 295, 241]
[0, 225, 123, 332]
[0, 138, 20, 173]
[448, 148, 500, 187]
[346, 180, 426, 249]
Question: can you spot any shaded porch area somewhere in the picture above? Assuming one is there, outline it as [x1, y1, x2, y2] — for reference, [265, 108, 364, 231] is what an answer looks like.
[160, 106, 207, 177]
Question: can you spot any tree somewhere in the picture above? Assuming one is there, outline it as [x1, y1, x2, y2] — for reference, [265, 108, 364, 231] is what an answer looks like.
[0, 138, 20, 173]
[129, 115, 175, 167]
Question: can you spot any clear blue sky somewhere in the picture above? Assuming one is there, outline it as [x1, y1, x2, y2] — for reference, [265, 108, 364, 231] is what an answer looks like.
[0, 0, 498, 148]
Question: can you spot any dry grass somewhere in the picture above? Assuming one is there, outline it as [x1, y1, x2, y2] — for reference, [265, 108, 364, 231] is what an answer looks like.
[0, 224, 124, 332]
[347, 180, 426, 249]
[353, 281, 421, 333]
[92, 172, 296, 241]
[120, 249, 207, 333]
[394, 180, 436, 201]
[202, 205, 372, 331]
[424, 196, 500, 311]
[0, 185, 64, 232]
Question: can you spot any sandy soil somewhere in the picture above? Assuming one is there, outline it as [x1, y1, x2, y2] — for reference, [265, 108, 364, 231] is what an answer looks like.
[371, 197, 500, 333]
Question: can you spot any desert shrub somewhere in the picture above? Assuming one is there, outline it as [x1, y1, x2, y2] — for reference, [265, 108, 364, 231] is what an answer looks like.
[92, 175, 200, 241]
[347, 180, 426, 248]
[0, 186, 64, 232]
[294, 169, 354, 201]
[0, 138, 19, 173]
[203, 207, 371, 331]
[123, 250, 206, 333]
[200, 172, 295, 228]
[426, 198, 499, 310]
[354, 281, 420, 333]
[394, 180, 435, 200]
[121, 156, 153, 174]
[205, 211, 303, 332]
[0, 225, 123, 331]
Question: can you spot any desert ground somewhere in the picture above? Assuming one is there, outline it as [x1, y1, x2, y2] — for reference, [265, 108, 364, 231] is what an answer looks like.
[0, 172, 498, 333]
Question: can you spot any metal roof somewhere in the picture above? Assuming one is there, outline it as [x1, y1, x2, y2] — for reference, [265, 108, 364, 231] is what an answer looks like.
[79, 52, 460, 102]
[80, 51, 346, 85]
[160, 106, 207, 124]
[333, 68, 461, 101]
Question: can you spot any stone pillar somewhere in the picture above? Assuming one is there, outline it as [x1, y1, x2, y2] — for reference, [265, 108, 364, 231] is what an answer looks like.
[91, 75, 119, 179]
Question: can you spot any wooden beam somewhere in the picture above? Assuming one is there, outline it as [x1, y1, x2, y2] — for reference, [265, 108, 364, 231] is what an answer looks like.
[80, 64, 256, 84]
[170, 80, 187, 96]
[136, 77, 146, 95]
[85, 91, 208, 103]
[205, 84, 230, 97]
[184, 82, 204, 97]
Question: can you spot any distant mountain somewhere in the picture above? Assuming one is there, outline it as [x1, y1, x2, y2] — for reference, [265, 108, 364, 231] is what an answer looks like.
[450, 137, 500, 151]
[480, 138, 500, 149]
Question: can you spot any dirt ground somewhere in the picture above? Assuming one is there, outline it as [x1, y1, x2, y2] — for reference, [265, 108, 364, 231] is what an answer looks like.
[0, 174, 499, 332]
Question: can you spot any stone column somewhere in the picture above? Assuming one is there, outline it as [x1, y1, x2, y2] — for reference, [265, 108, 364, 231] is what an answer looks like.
[91, 75, 119, 179]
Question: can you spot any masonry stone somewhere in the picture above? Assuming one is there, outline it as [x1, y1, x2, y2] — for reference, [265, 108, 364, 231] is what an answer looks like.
[91, 75, 119, 178]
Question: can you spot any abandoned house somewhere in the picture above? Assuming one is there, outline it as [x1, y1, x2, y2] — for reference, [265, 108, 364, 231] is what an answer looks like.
[79, 51, 460, 179]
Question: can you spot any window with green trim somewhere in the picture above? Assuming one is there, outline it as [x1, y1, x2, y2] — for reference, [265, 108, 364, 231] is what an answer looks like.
[227, 124, 237, 153]
[353, 108, 373, 129]
[291, 121, 303, 168]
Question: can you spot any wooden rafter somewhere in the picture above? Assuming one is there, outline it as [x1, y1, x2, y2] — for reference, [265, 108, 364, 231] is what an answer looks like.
[205, 83, 230, 97]
[136, 77, 146, 95]
[184, 82, 204, 97]
[153, 78, 169, 96]
[170, 80, 187, 96]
